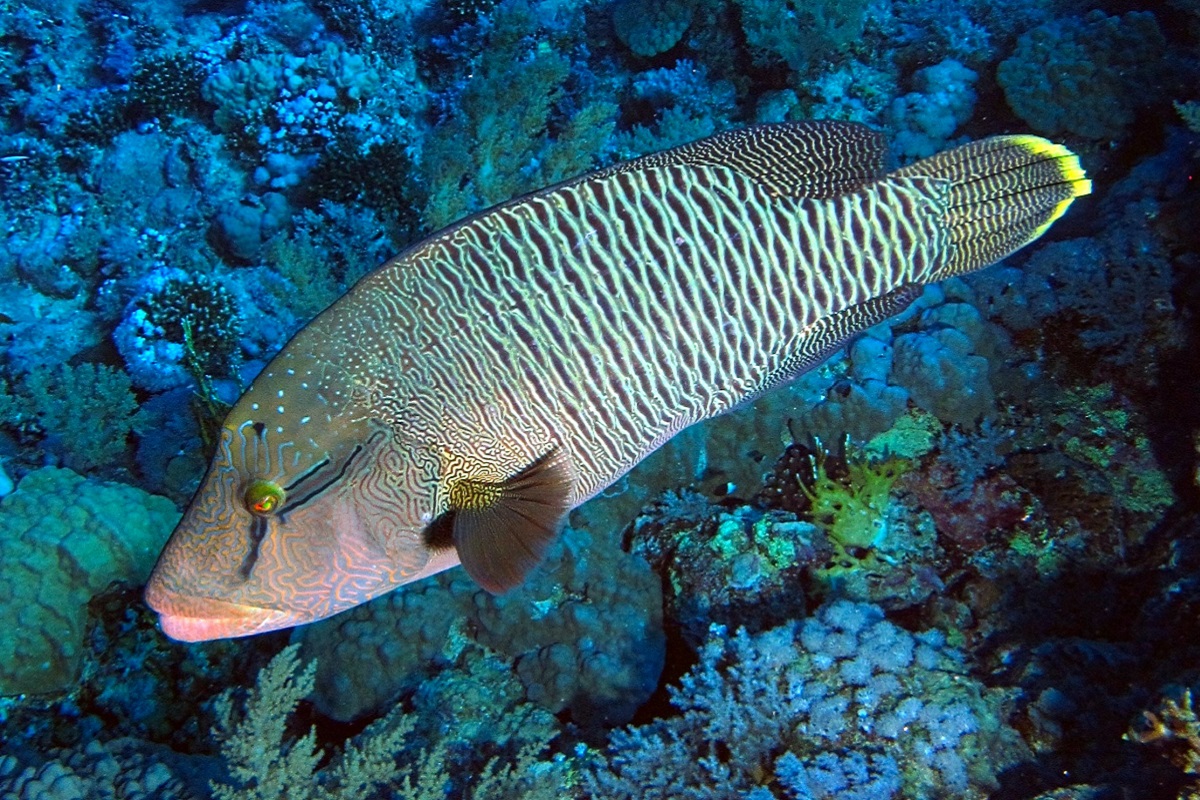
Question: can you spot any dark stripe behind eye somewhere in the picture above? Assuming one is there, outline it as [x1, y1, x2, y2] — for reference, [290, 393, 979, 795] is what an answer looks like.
[284, 458, 331, 493]
[279, 444, 364, 515]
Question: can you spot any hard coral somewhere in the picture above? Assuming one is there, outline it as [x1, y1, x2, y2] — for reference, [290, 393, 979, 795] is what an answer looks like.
[0, 739, 194, 800]
[0, 468, 178, 696]
[997, 10, 1167, 140]
[890, 58, 977, 160]
[612, 0, 696, 57]
[630, 496, 828, 647]
[307, 137, 419, 236]
[201, 41, 380, 157]
[114, 269, 243, 391]
[128, 52, 205, 123]
[587, 599, 1031, 798]
[297, 519, 663, 728]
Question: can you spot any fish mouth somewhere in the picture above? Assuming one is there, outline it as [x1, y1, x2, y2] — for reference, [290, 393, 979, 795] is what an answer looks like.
[144, 583, 296, 642]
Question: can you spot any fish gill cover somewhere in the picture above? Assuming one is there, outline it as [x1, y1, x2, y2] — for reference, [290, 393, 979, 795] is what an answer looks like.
[0, 1, 1197, 799]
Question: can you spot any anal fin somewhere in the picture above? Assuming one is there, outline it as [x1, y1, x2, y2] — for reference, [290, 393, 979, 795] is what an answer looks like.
[754, 283, 925, 395]
[443, 446, 573, 594]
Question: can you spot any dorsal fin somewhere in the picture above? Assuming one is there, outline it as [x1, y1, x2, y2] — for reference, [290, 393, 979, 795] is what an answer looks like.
[439, 447, 573, 594]
[605, 120, 890, 199]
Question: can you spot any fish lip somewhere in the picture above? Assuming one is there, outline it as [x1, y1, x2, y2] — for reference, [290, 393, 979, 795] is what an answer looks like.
[144, 583, 294, 642]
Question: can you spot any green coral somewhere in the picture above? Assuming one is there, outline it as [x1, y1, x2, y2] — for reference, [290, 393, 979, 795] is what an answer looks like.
[419, 0, 617, 229]
[1053, 383, 1175, 517]
[734, 0, 869, 73]
[264, 202, 396, 323]
[793, 448, 927, 599]
[263, 228, 342, 321]
[864, 409, 942, 461]
[212, 644, 415, 800]
[212, 643, 573, 799]
[802, 452, 907, 554]
[0, 362, 138, 473]
[0, 467, 178, 695]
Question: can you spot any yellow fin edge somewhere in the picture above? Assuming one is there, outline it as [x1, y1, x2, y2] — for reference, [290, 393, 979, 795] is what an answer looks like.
[1007, 135, 1092, 238]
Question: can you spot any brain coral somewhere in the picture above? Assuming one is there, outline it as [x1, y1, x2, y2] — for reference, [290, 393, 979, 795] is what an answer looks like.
[0, 468, 179, 696]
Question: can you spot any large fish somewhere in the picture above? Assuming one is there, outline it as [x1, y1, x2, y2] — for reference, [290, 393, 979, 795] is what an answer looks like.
[145, 121, 1090, 641]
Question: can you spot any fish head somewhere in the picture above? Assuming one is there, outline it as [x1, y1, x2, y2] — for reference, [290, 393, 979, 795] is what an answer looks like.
[145, 351, 447, 642]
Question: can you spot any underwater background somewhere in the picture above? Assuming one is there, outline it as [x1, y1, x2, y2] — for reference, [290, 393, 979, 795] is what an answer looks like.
[0, 0, 1198, 797]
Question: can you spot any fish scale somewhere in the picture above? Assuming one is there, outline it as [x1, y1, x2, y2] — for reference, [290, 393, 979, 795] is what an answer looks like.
[145, 121, 1091, 640]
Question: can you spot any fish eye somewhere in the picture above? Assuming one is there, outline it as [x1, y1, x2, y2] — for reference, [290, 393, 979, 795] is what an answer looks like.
[244, 480, 285, 516]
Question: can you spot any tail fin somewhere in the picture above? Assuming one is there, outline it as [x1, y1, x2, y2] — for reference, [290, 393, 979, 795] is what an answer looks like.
[893, 135, 1091, 280]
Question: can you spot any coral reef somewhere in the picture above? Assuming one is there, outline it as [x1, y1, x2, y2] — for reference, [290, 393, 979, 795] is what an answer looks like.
[0, 362, 138, 474]
[209, 643, 572, 799]
[114, 268, 243, 391]
[0, 468, 178, 695]
[889, 58, 977, 160]
[734, 0, 869, 73]
[418, 0, 616, 228]
[586, 599, 1031, 798]
[0, 739, 197, 800]
[997, 11, 1169, 140]
[0, 0, 1196, 797]
[611, 0, 696, 57]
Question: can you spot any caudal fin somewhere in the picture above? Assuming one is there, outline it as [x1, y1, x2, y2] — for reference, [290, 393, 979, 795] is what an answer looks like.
[893, 135, 1091, 280]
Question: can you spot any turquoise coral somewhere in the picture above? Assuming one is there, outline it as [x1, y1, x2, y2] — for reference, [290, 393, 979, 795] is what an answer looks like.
[0, 468, 178, 696]
[0, 362, 138, 474]
[611, 0, 696, 57]
[734, 0, 869, 72]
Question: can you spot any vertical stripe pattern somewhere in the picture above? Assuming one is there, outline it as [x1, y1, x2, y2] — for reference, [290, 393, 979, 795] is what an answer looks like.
[308, 162, 947, 504]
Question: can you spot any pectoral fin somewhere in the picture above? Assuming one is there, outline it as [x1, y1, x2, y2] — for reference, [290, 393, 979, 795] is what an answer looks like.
[442, 447, 573, 594]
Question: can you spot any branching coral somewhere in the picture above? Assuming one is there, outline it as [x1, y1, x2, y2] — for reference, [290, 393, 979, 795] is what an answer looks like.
[213, 643, 573, 799]
[418, 0, 616, 228]
[733, 0, 869, 73]
[211, 645, 413, 800]
[0, 362, 138, 474]
[586, 599, 1030, 798]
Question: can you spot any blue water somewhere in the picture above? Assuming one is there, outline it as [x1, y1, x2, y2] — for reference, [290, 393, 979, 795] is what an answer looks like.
[0, 1, 1197, 797]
